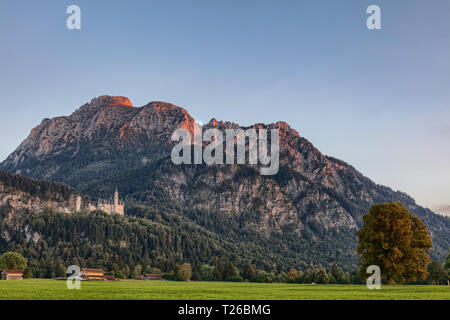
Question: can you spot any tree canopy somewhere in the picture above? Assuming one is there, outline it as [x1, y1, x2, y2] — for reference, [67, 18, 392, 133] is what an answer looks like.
[427, 260, 447, 285]
[177, 263, 192, 281]
[0, 251, 28, 271]
[357, 202, 432, 284]
[446, 252, 450, 271]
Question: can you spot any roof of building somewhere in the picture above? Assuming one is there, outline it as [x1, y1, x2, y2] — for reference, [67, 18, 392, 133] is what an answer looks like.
[80, 268, 105, 273]
[1, 270, 23, 274]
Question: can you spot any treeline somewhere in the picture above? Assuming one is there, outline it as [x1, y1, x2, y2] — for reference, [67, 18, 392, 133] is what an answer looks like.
[0, 170, 74, 202]
[2, 202, 448, 285]
[0, 206, 359, 281]
[2, 204, 447, 284]
[0, 206, 296, 277]
[0, 207, 226, 277]
[164, 261, 360, 284]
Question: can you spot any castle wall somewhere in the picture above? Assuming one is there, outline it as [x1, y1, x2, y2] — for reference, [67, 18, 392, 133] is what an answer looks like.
[115, 204, 124, 215]
[62, 192, 124, 215]
[98, 203, 112, 214]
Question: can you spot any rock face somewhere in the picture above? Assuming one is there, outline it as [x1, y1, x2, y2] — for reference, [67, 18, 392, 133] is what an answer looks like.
[1, 95, 449, 267]
[0, 171, 74, 213]
[0, 183, 60, 213]
[1, 96, 196, 187]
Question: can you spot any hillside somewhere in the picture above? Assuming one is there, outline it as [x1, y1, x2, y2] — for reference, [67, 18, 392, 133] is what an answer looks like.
[0, 172, 355, 272]
[0, 170, 75, 212]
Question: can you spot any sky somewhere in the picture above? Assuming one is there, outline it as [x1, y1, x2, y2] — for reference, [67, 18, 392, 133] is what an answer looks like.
[0, 0, 449, 211]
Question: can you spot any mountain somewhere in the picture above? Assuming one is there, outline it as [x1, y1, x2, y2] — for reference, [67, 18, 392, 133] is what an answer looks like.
[1, 95, 449, 270]
[433, 205, 450, 217]
[0, 171, 278, 275]
[0, 96, 197, 189]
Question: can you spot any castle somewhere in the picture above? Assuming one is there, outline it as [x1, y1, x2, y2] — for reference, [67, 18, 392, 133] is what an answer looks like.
[60, 188, 124, 215]
[96, 188, 125, 215]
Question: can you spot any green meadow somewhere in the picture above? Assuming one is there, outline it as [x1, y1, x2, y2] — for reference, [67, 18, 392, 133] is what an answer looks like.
[0, 279, 449, 300]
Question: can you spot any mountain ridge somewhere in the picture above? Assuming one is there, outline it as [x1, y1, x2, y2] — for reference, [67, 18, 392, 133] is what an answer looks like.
[1, 95, 448, 268]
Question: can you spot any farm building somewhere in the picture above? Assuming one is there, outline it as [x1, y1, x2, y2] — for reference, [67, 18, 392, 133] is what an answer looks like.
[136, 274, 163, 280]
[80, 268, 105, 280]
[144, 274, 163, 280]
[1, 270, 23, 280]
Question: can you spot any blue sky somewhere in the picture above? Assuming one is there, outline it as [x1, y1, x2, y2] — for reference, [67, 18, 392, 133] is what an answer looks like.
[1, 0, 449, 210]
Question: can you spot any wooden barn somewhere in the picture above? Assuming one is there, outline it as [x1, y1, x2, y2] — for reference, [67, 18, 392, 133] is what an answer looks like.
[80, 268, 105, 280]
[1, 270, 23, 280]
[144, 274, 163, 280]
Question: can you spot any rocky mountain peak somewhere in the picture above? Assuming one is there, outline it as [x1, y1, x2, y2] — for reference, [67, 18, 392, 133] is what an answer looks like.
[90, 95, 133, 108]
[70, 95, 134, 120]
[0, 95, 449, 266]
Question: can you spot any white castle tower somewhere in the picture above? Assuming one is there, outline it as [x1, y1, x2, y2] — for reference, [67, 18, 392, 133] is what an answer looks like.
[113, 187, 119, 214]
[75, 196, 82, 212]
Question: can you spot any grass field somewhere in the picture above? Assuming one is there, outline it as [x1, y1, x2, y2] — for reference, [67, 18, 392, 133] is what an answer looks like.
[0, 279, 449, 300]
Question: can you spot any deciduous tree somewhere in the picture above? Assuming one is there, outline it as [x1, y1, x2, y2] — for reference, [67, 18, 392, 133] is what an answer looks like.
[427, 261, 447, 285]
[0, 251, 27, 271]
[331, 263, 341, 282]
[133, 264, 142, 278]
[242, 263, 256, 281]
[445, 252, 450, 272]
[357, 202, 432, 284]
[287, 268, 298, 282]
[177, 263, 192, 281]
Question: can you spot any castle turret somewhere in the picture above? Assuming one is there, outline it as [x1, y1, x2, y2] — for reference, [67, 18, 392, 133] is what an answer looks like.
[114, 187, 119, 214]
[75, 196, 82, 212]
